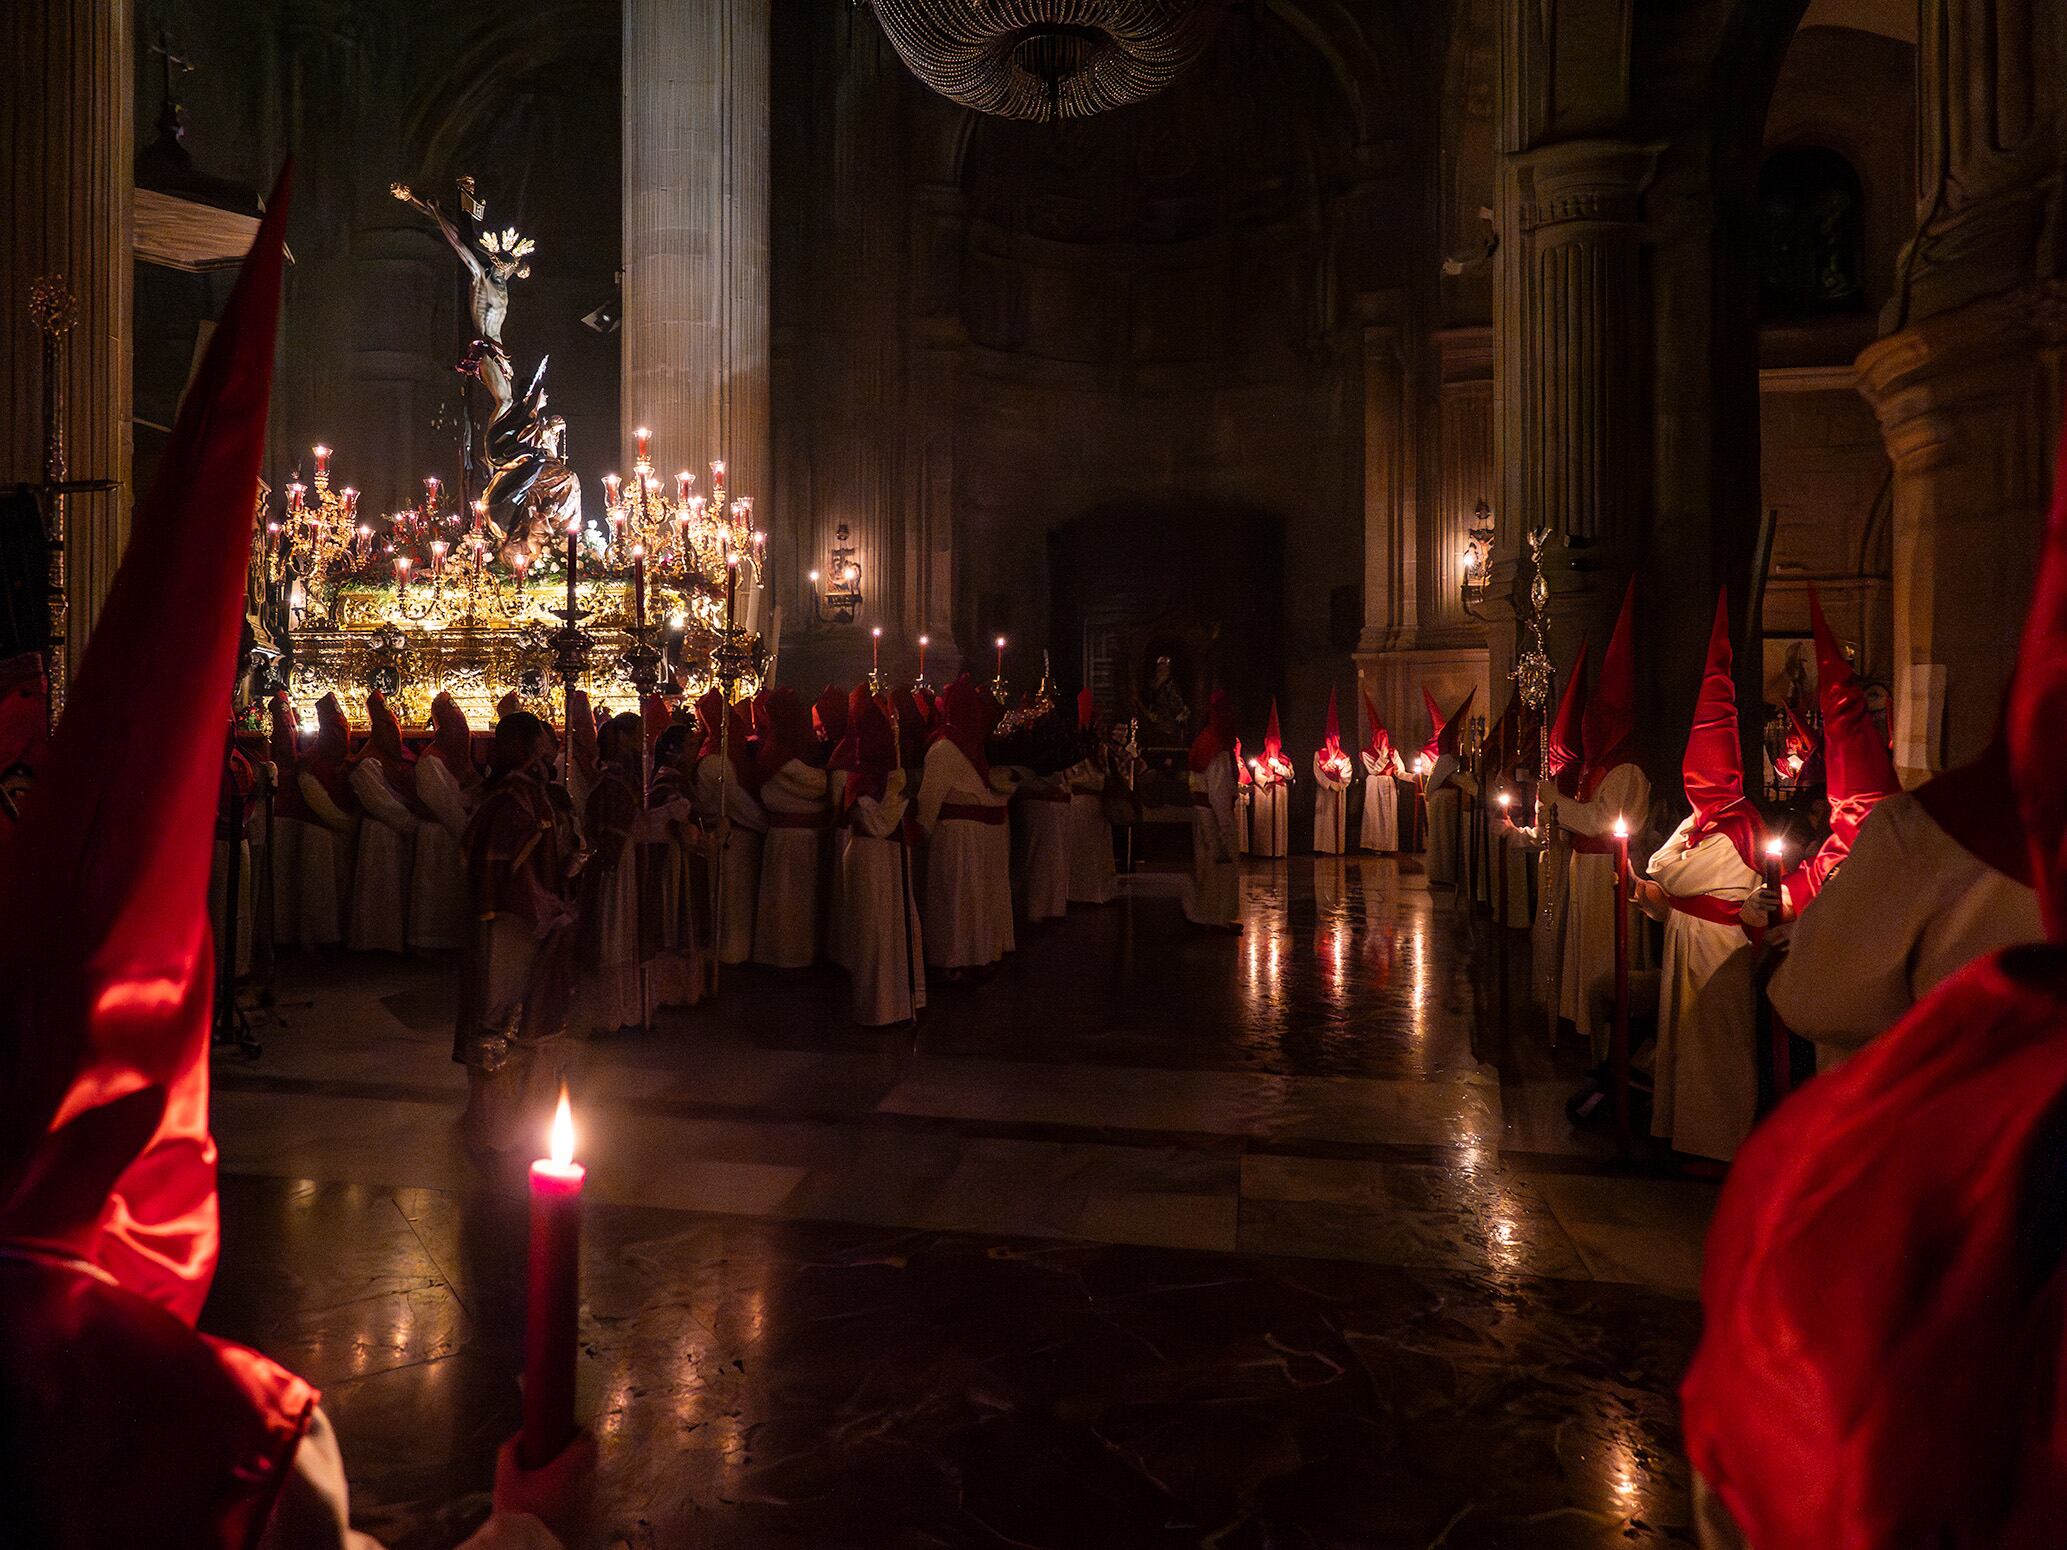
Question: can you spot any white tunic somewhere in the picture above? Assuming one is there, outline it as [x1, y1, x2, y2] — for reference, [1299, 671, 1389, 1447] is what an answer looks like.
[1312, 752, 1350, 855]
[1551, 762, 1653, 1058]
[695, 755, 766, 965]
[270, 811, 342, 948]
[1014, 772, 1073, 923]
[754, 758, 831, 969]
[916, 738, 1014, 968]
[346, 761, 415, 954]
[1358, 751, 1401, 852]
[642, 795, 704, 1009]
[1249, 780, 1289, 858]
[842, 775, 927, 1026]
[1064, 758, 1119, 904]
[1183, 758, 1242, 928]
[1769, 792, 2044, 1069]
[1646, 815, 1760, 1162]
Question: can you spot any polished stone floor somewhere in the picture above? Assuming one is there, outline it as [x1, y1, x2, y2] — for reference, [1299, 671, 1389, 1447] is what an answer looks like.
[204, 857, 1718, 1548]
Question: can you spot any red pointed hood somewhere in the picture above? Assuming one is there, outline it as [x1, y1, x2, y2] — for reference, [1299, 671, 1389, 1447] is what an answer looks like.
[694, 688, 758, 792]
[755, 686, 816, 780]
[812, 685, 849, 754]
[1578, 577, 1638, 800]
[426, 692, 478, 787]
[495, 690, 523, 719]
[1809, 588, 1900, 851]
[0, 172, 291, 1322]
[1545, 633, 1591, 795]
[1264, 699, 1285, 760]
[1321, 686, 1342, 753]
[1434, 687, 1476, 760]
[930, 674, 993, 785]
[1683, 590, 1762, 870]
[359, 690, 413, 771]
[1419, 686, 1444, 765]
[838, 684, 898, 813]
[1077, 687, 1095, 731]
[1187, 691, 1237, 773]
[1359, 691, 1393, 764]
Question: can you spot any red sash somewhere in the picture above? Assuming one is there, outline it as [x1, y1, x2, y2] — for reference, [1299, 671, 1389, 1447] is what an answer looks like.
[938, 802, 1006, 826]
[1565, 828, 1622, 856]
[1666, 890, 1749, 926]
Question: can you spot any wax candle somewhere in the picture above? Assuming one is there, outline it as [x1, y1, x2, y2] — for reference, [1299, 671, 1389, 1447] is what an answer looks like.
[602, 473, 622, 511]
[513, 555, 528, 593]
[918, 635, 929, 677]
[871, 626, 882, 672]
[522, 1086, 584, 1470]
[287, 482, 305, 514]
[710, 459, 725, 489]
[1610, 815, 1633, 1144]
[635, 426, 651, 462]
[394, 555, 410, 597]
[1763, 838, 1784, 895]
[725, 552, 739, 628]
[430, 540, 448, 577]
[995, 636, 1006, 676]
[472, 497, 488, 531]
[424, 475, 441, 504]
[313, 444, 331, 478]
[342, 488, 359, 518]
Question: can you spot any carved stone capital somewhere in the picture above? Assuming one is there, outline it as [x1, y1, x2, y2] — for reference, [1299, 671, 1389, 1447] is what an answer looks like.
[1516, 140, 1661, 235]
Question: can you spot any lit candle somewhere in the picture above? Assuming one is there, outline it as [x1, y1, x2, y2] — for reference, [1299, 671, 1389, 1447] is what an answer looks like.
[287, 481, 305, 514]
[342, 487, 359, 519]
[423, 475, 441, 505]
[602, 473, 623, 511]
[523, 1086, 584, 1470]
[710, 459, 725, 489]
[918, 634, 929, 678]
[355, 524, 372, 560]
[312, 444, 331, 479]
[394, 555, 411, 596]
[994, 635, 1007, 677]
[472, 497, 488, 531]
[725, 552, 740, 629]
[1496, 791, 1511, 823]
[513, 555, 529, 592]
[871, 626, 882, 673]
[632, 545, 647, 629]
[635, 426, 651, 462]
[1610, 815, 1633, 1145]
[1763, 838, 1785, 896]
[676, 470, 693, 503]
[430, 539, 448, 576]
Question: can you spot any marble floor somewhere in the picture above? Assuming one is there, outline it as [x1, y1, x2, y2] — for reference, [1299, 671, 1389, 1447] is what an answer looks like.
[204, 856, 1718, 1548]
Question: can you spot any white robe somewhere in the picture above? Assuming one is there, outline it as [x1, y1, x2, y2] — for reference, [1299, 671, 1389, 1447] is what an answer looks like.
[1183, 758, 1242, 928]
[1015, 772, 1073, 924]
[346, 762, 415, 954]
[642, 795, 705, 1009]
[842, 775, 927, 1025]
[754, 758, 831, 969]
[1551, 762, 1653, 1058]
[1358, 751, 1401, 852]
[270, 810, 342, 948]
[1647, 816, 1760, 1162]
[1249, 780, 1289, 858]
[1064, 758, 1118, 904]
[917, 738, 1014, 968]
[1770, 792, 2044, 1069]
[695, 755, 766, 965]
[1312, 752, 1350, 855]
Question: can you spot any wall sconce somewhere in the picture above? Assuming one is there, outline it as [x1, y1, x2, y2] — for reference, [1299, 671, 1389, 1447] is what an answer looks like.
[808, 522, 864, 625]
[1460, 497, 1495, 613]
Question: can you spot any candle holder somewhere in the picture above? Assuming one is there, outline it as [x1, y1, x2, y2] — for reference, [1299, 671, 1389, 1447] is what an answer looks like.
[808, 522, 864, 625]
[912, 633, 934, 698]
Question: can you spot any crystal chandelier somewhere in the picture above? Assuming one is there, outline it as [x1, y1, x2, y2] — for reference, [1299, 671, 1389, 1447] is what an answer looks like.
[867, 1, 1223, 122]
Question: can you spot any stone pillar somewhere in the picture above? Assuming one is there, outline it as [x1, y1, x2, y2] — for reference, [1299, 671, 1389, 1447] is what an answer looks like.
[1, 0, 133, 676]
[1856, 0, 2063, 779]
[623, 0, 770, 622]
[1356, 313, 1412, 659]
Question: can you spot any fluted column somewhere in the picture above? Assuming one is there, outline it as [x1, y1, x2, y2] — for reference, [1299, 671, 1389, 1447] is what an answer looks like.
[623, 0, 770, 623]
[2, 0, 133, 684]
[1857, 0, 2063, 779]
[1356, 317, 1412, 659]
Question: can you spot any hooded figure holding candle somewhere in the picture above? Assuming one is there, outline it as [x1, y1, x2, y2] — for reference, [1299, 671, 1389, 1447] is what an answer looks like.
[838, 684, 927, 1024]
[1630, 591, 1766, 1162]
[692, 687, 767, 966]
[570, 712, 653, 1036]
[1247, 700, 1293, 859]
[1357, 691, 1405, 853]
[915, 674, 1015, 971]
[0, 178, 579, 1549]
[267, 691, 346, 948]
[1549, 583, 1654, 1059]
[1421, 686, 1476, 886]
[1312, 687, 1354, 855]
[1183, 691, 1244, 931]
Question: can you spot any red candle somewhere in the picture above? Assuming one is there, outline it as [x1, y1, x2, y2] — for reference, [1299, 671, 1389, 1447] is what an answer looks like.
[871, 626, 882, 672]
[1762, 838, 1784, 895]
[995, 636, 1006, 676]
[394, 555, 410, 596]
[635, 426, 651, 462]
[1611, 816, 1632, 1147]
[918, 634, 929, 677]
[342, 487, 359, 518]
[523, 1086, 584, 1469]
[313, 443, 331, 479]
[676, 470, 693, 503]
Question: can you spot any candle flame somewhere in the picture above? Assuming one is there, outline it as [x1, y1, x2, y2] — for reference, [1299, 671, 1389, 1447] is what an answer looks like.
[1612, 816, 1629, 839]
[872, 626, 883, 638]
[995, 636, 1006, 649]
[1766, 838, 1786, 858]
[549, 1084, 575, 1168]
[919, 634, 929, 647]
[1497, 792, 1511, 808]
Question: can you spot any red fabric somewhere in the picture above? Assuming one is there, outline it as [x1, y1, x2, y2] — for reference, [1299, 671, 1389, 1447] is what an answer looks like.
[424, 692, 480, 789]
[495, 690, 523, 719]
[1318, 686, 1352, 781]
[0, 172, 293, 1327]
[565, 687, 599, 792]
[1077, 687, 1095, 731]
[813, 685, 849, 754]
[1235, 737, 1253, 787]
[1780, 697, 1822, 786]
[1419, 686, 1444, 765]
[639, 693, 670, 754]
[2015, 397, 2067, 935]
[0, 651, 49, 796]
[694, 688, 759, 793]
[1359, 691, 1394, 765]
[930, 675, 993, 785]
[358, 691, 424, 814]
[838, 684, 897, 814]
[1578, 576, 1638, 801]
[1810, 586, 1900, 851]
[756, 686, 816, 782]
[1259, 699, 1294, 782]
[267, 694, 312, 821]
[1682, 590, 1762, 871]
[1545, 632, 1591, 794]
[1434, 687, 1475, 761]
[1188, 691, 1238, 774]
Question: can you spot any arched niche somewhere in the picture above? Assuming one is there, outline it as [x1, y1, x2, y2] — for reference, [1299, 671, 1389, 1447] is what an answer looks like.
[1758, 143, 1868, 317]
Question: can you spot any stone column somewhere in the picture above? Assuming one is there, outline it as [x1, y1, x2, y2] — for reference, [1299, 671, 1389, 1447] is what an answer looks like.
[1355, 313, 1412, 661]
[1, 0, 133, 677]
[1856, 0, 2063, 779]
[623, 0, 770, 622]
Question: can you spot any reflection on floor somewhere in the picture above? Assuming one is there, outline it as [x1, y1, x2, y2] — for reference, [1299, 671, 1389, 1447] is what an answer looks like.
[205, 856, 1719, 1548]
